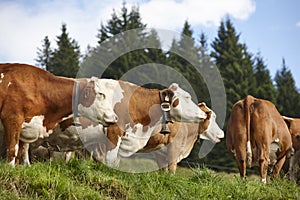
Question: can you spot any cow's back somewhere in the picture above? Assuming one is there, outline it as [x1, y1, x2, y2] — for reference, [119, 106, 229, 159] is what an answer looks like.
[0, 64, 57, 113]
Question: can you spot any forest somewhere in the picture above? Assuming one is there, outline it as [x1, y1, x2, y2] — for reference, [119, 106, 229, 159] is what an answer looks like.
[35, 4, 300, 172]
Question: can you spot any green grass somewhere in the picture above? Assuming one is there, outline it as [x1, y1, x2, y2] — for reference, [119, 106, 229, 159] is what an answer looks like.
[0, 159, 299, 200]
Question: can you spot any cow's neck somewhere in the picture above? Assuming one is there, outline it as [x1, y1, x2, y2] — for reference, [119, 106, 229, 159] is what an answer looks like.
[42, 77, 75, 130]
[117, 81, 163, 129]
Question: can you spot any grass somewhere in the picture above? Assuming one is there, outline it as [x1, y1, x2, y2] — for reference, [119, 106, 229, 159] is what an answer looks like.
[0, 159, 299, 200]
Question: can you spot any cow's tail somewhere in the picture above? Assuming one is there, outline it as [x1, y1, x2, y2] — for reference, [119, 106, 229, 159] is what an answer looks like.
[245, 95, 254, 167]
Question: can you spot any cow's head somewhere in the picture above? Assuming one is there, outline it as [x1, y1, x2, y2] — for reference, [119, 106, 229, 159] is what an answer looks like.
[77, 77, 119, 126]
[198, 102, 224, 143]
[164, 83, 207, 123]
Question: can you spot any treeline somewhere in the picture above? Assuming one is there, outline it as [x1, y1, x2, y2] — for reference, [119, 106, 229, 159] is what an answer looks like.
[35, 3, 300, 170]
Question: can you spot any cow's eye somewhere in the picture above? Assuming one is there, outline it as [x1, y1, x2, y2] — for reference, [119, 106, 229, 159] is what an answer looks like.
[98, 93, 105, 100]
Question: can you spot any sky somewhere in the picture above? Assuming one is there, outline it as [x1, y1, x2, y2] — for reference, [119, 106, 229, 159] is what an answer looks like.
[0, 0, 299, 88]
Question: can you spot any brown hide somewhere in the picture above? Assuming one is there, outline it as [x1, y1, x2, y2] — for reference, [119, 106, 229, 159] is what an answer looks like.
[105, 81, 175, 150]
[282, 117, 300, 181]
[0, 63, 93, 164]
[226, 95, 292, 182]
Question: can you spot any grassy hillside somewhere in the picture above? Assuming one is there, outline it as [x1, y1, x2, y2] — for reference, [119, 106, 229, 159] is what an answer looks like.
[0, 159, 299, 200]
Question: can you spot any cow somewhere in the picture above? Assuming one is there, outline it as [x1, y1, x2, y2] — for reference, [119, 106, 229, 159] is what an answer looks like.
[89, 81, 207, 167]
[282, 116, 300, 182]
[0, 63, 119, 166]
[139, 102, 224, 174]
[226, 95, 293, 183]
[25, 80, 207, 165]
[28, 102, 223, 174]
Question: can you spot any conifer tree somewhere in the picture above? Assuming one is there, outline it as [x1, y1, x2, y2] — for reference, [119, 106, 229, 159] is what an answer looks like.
[81, 3, 164, 81]
[166, 21, 209, 102]
[36, 36, 52, 71]
[253, 53, 276, 102]
[275, 58, 300, 117]
[49, 24, 81, 77]
[211, 18, 255, 115]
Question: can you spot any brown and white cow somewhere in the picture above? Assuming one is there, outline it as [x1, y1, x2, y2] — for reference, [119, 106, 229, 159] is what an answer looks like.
[95, 81, 207, 167]
[139, 102, 224, 174]
[26, 80, 207, 166]
[226, 95, 293, 183]
[282, 116, 300, 181]
[0, 63, 118, 165]
[28, 102, 222, 173]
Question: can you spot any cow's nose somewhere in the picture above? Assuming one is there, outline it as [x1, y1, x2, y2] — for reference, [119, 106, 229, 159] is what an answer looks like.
[113, 115, 118, 122]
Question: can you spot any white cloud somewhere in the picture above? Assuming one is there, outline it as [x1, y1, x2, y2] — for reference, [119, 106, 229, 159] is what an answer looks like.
[0, 0, 256, 65]
[296, 21, 300, 27]
[139, 0, 256, 30]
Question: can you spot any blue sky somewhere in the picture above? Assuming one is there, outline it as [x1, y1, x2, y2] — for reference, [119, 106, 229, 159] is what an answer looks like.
[0, 0, 299, 88]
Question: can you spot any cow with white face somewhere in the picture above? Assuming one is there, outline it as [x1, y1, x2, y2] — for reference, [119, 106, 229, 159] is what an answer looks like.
[197, 103, 224, 143]
[0, 63, 118, 166]
[139, 102, 224, 173]
[104, 81, 206, 166]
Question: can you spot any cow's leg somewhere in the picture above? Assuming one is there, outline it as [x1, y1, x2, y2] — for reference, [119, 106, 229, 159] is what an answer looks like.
[20, 142, 30, 166]
[168, 162, 177, 174]
[65, 152, 73, 162]
[2, 117, 23, 166]
[258, 149, 269, 184]
[154, 151, 168, 171]
[167, 142, 179, 174]
[272, 155, 286, 179]
[235, 149, 247, 178]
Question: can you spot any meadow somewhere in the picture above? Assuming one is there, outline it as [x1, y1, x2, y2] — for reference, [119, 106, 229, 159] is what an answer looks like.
[0, 159, 299, 200]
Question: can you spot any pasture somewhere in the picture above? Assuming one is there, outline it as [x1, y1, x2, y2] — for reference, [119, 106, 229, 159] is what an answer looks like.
[0, 159, 299, 200]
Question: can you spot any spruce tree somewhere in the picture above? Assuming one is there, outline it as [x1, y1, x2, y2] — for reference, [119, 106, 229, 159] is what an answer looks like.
[253, 53, 276, 102]
[81, 3, 165, 82]
[211, 18, 255, 115]
[166, 20, 209, 102]
[275, 58, 300, 117]
[209, 18, 256, 169]
[36, 36, 52, 71]
[49, 24, 81, 77]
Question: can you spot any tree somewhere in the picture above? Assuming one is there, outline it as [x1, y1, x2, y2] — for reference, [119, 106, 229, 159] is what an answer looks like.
[166, 20, 209, 102]
[35, 36, 52, 71]
[253, 53, 276, 102]
[49, 24, 81, 77]
[211, 18, 255, 115]
[81, 3, 166, 83]
[275, 58, 300, 117]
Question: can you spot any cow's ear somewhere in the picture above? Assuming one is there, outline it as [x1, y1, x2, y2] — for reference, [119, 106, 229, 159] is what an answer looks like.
[169, 83, 179, 91]
[282, 116, 293, 129]
[198, 102, 211, 119]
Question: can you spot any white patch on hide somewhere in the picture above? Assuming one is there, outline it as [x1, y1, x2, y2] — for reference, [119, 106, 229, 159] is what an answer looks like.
[20, 115, 47, 143]
[119, 122, 160, 157]
[9, 158, 16, 166]
[105, 136, 121, 168]
[77, 124, 107, 147]
[14, 143, 19, 157]
[169, 83, 206, 122]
